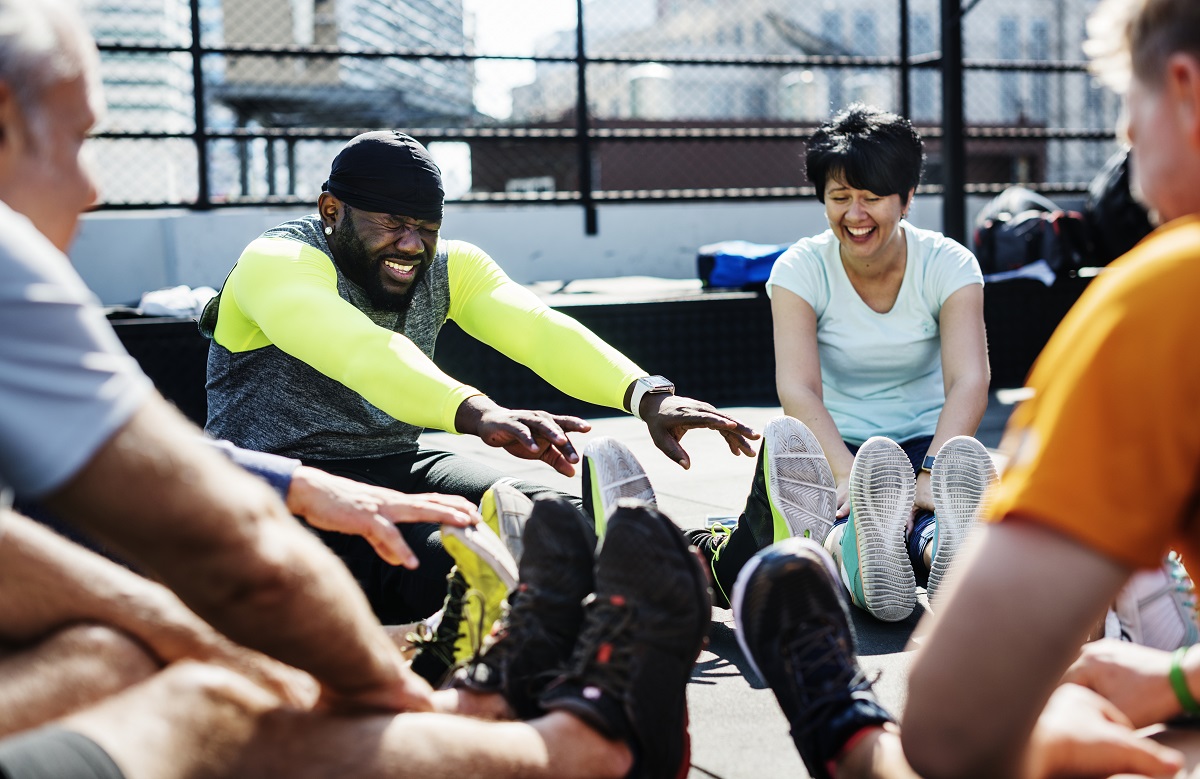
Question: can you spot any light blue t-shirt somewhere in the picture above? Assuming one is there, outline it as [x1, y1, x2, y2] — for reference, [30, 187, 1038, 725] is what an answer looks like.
[766, 220, 983, 446]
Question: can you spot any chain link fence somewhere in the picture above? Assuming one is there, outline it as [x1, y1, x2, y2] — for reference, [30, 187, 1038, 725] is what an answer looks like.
[86, 0, 1120, 237]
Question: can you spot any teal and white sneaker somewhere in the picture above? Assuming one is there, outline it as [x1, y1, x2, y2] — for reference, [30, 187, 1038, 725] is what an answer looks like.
[927, 436, 998, 605]
[840, 437, 916, 622]
[581, 437, 655, 537]
[1112, 551, 1200, 650]
[759, 416, 838, 545]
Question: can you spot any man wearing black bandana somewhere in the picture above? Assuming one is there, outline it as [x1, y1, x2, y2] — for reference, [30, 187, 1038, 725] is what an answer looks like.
[201, 131, 757, 626]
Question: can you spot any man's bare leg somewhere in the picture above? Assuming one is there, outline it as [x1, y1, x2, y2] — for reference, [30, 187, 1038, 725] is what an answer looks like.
[835, 726, 921, 779]
[61, 661, 632, 779]
[0, 624, 158, 738]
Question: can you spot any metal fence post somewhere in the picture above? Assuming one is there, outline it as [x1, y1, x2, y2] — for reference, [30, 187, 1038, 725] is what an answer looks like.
[899, 0, 911, 120]
[940, 0, 965, 243]
[575, 0, 597, 235]
[189, 0, 211, 209]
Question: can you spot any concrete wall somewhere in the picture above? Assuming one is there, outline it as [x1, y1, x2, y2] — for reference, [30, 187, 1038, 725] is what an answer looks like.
[70, 196, 948, 305]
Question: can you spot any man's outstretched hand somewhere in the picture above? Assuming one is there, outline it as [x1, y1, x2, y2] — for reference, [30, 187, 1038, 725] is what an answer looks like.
[639, 394, 759, 469]
[286, 467, 481, 568]
[455, 395, 591, 477]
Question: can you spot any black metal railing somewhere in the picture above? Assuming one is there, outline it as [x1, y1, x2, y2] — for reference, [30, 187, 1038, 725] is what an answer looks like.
[90, 0, 1117, 245]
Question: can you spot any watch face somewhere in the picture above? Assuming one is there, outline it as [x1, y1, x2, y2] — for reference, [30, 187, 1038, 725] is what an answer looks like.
[640, 376, 674, 392]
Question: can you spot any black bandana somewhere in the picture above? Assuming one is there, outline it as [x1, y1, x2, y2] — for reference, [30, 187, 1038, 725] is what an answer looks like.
[322, 131, 444, 222]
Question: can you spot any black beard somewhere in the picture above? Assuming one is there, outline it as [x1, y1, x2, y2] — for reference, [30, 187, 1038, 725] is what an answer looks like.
[329, 222, 427, 312]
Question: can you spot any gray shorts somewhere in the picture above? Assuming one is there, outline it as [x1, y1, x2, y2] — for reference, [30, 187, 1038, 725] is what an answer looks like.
[0, 728, 123, 779]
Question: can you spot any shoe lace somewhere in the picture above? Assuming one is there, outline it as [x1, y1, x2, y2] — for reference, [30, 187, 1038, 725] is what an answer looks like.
[562, 594, 636, 696]
[408, 572, 489, 673]
[781, 620, 876, 734]
[476, 584, 568, 688]
[707, 523, 733, 563]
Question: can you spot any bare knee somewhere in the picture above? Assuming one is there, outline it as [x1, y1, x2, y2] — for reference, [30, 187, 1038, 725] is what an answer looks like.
[154, 660, 281, 719]
[44, 624, 160, 688]
[0, 624, 158, 737]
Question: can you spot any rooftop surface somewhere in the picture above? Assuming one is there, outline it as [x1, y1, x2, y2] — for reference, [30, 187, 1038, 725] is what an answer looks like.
[420, 395, 1017, 779]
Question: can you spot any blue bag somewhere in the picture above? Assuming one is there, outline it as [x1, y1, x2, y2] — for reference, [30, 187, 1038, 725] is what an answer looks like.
[697, 240, 790, 290]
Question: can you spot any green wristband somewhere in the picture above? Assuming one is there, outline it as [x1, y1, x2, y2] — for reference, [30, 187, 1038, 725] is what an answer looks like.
[1170, 646, 1200, 715]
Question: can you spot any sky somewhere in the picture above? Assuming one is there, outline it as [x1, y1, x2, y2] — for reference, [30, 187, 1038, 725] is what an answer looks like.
[463, 0, 580, 118]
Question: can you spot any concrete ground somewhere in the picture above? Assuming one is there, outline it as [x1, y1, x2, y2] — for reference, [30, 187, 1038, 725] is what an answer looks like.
[420, 394, 1018, 779]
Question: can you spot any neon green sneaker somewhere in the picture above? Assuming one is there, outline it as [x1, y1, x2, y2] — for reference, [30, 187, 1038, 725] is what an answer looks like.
[760, 416, 838, 545]
[441, 523, 519, 665]
[581, 436, 655, 537]
[840, 437, 915, 622]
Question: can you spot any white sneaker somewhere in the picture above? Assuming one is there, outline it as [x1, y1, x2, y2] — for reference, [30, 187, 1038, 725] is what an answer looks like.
[761, 416, 838, 545]
[581, 437, 655, 536]
[927, 436, 998, 605]
[1113, 552, 1200, 650]
[844, 436, 916, 622]
[480, 480, 534, 565]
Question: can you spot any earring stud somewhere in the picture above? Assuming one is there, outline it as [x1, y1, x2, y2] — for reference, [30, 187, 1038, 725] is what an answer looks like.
[324, 225, 333, 236]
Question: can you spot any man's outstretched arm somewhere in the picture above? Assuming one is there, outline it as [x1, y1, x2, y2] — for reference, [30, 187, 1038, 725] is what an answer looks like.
[209, 440, 480, 567]
[43, 396, 432, 713]
[448, 243, 759, 469]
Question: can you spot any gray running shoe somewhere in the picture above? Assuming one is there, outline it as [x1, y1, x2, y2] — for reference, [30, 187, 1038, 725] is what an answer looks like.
[842, 437, 916, 622]
[927, 436, 997, 605]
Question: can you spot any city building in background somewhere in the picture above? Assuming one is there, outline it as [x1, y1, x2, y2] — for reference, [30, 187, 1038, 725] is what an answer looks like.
[86, 0, 473, 204]
[490, 0, 1118, 195]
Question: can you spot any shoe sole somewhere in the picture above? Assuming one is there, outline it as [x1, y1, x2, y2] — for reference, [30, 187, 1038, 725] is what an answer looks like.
[482, 480, 534, 565]
[764, 417, 837, 545]
[583, 437, 656, 535]
[849, 437, 916, 622]
[731, 536, 842, 684]
[928, 436, 997, 605]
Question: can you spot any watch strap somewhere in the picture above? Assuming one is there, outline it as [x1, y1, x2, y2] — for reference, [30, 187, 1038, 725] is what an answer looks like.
[630, 376, 675, 421]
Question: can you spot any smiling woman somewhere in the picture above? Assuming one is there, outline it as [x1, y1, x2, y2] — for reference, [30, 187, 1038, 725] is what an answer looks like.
[689, 104, 993, 624]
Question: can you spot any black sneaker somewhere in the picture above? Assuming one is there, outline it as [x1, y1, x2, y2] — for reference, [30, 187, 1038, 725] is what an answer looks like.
[455, 495, 597, 718]
[409, 567, 470, 686]
[541, 500, 711, 779]
[732, 537, 893, 779]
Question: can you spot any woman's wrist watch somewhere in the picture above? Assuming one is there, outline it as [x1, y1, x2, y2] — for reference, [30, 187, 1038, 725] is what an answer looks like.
[920, 454, 936, 474]
[630, 375, 675, 421]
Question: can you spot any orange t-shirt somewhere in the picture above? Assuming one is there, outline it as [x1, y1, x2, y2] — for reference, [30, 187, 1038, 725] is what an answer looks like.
[986, 215, 1200, 577]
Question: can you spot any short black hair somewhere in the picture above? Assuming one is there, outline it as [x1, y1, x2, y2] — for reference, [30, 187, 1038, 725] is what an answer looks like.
[805, 103, 925, 204]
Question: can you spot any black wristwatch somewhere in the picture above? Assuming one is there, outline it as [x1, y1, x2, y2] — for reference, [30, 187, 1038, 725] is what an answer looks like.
[920, 454, 936, 474]
[630, 375, 675, 420]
